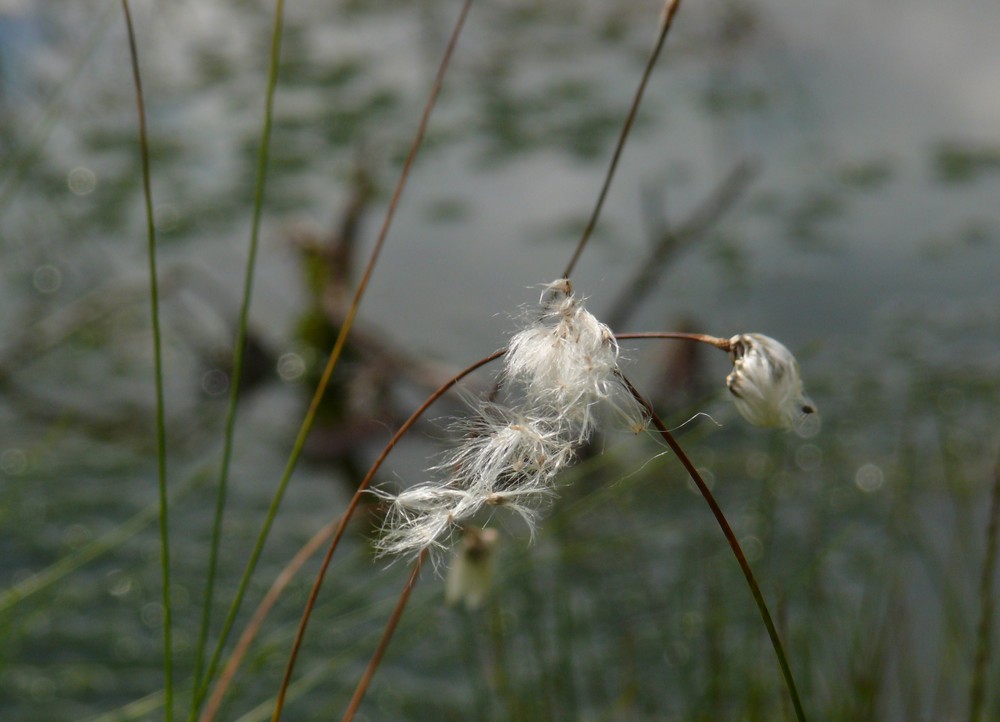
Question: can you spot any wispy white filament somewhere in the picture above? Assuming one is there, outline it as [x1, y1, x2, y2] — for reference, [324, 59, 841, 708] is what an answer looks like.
[374, 279, 644, 557]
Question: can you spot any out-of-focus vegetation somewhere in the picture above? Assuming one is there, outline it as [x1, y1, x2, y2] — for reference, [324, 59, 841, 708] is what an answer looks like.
[1, 1, 999, 720]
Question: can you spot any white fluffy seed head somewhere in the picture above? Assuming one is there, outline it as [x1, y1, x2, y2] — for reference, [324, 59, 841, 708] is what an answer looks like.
[371, 485, 477, 557]
[374, 280, 647, 558]
[726, 333, 817, 431]
[434, 401, 576, 500]
[506, 279, 623, 430]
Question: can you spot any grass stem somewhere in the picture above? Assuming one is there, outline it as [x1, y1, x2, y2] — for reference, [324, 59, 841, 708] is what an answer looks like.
[616, 331, 732, 350]
[190, 0, 287, 715]
[198, 517, 340, 722]
[122, 2, 173, 718]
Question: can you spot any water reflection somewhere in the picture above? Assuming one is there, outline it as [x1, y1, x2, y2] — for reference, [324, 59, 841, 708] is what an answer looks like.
[1, 0, 999, 719]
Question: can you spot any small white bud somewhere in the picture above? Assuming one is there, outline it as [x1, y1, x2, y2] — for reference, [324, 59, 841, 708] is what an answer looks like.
[726, 333, 817, 431]
[445, 526, 500, 610]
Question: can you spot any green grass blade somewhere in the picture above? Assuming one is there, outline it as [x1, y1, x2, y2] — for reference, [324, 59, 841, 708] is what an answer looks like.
[121, 2, 173, 719]
[190, 0, 287, 715]
[194, 0, 472, 712]
[0, 470, 201, 614]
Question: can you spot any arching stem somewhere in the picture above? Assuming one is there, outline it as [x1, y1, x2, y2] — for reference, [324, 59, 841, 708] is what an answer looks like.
[270, 349, 504, 721]
[616, 331, 732, 351]
[618, 372, 807, 722]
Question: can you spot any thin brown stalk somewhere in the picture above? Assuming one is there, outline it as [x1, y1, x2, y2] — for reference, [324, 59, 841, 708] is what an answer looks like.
[561, 0, 684, 280]
[616, 331, 732, 351]
[198, 517, 340, 722]
[270, 349, 504, 722]
[342, 550, 428, 722]
[969, 455, 1000, 722]
[618, 372, 807, 722]
[307, 0, 474, 418]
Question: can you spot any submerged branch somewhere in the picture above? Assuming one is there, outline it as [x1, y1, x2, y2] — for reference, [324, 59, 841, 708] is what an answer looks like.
[605, 160, 758, 329]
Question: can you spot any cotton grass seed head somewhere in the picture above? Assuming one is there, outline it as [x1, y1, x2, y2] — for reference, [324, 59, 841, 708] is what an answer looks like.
[726, 333, 816, 431]
[371, 485, 475, 557]
[506, 279, 624, 426]
[435, 401, 574, 493]
[374, 280, 647, 558]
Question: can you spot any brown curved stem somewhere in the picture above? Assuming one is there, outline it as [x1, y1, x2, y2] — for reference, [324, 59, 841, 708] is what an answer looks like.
[342, 550, 427, 722]
[270, 349, 504, 721]
[618, 372, 807, 722]
[616, 331, 732, 351]
[199, 517, 340, 722]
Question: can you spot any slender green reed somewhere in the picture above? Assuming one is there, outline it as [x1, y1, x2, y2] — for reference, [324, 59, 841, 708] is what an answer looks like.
[121, 2, 173, 719]
[190, 0, 287, 715]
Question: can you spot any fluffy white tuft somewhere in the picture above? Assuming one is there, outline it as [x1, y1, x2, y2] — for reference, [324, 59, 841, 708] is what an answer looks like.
[726, 333, 817, 431]
[375, 279, 645, 557]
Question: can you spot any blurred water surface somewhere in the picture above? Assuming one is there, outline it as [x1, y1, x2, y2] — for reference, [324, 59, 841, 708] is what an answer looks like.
[1, 0, 999, 719]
